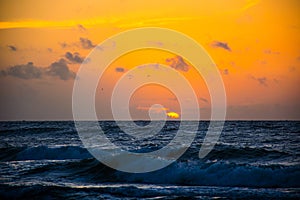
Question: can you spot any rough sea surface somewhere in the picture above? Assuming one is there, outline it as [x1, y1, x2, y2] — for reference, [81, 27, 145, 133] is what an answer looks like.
[0, 121, 299, 199]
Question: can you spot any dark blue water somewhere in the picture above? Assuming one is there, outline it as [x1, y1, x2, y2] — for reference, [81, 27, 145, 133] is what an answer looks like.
[0, 121, 299, 199]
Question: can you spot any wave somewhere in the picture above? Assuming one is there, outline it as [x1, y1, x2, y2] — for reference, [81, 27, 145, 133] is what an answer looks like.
[0, 143, 293, 162]
[1, 144, 299, 188]
[33, 158, 299, 188]
[0, 146, 91, 161]
[1, 184, 299, 200]
[203, 145, 289, 160]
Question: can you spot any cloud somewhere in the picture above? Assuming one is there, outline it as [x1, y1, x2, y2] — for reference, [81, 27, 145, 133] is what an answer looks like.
[136, 106, 169, 113]
[199, 97, 208, 103]
[263, 49, 280, 55]
[60, 42, 69, 48]
[241, 0, 260, 12]
[77, 24, 86, 32]
[251, 76, 268, 86]
[65, 52, 84, 64]
[166, 56, 190, 72]
[115, 67, 125, 73]
[80, 37, 96, 49]
[59, 37, 96, 50]
[1, 59, 75, 80]
[46, 59, 76, 80]
[7, 45, 17, 51]
[0, 62, 42, 79]
[212, 41, 231, 51]
[223, 69, 229, 75]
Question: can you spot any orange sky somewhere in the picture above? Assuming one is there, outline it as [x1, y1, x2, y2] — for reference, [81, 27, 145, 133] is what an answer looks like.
[0, 0, 299, 120]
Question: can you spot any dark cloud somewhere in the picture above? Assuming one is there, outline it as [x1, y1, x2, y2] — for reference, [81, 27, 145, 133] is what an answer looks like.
[199, 97, 208, 103]
[223, 69, 229, 75]
[65, 52, 84, 64]
[166, 56, 190, 72]
[264, 49, 272, 54]
[47, 48, 53, 52]
[251, 76, 268, 86]
[1, 60, 75, 80]
[115, 67, 125, 73]
[77, 24, 86, 32]
[264, 49, 280, 55]
[1, 62, 42, 79]
[212, 41, 231, 51]
[80, 37, 96, 49]
[46, 59, 76, 80]
[60, 42, 69, 48]
[7, 45, 17, 51]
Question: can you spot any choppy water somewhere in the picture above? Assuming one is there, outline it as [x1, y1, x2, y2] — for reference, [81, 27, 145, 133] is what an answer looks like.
[0, 121, 299, 199]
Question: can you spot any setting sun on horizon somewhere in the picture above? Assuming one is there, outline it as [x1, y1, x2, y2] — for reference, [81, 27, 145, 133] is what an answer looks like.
[167, 112, 180, 119]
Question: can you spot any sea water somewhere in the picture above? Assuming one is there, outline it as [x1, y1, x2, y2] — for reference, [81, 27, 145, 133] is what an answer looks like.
[0, 121, 299, 199]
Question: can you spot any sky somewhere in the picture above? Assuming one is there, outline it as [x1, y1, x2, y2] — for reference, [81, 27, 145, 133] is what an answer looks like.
[0, 0, 299, 120]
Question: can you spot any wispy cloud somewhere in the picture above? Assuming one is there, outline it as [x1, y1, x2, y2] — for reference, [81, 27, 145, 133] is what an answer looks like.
[0, 18, 111, 30]
[136, 106, 169, 113]
[241, 0, 260, 12]
[251, 76, 268, 86]
[119, 17, 194, 28]
[212, 41, 231, 51]
[0, 17, 194, 30]
[77, 24, 86, 32]
[199, 97, 208, 103]
[7, 45, 17, 51]
[263, 49, 280, 55]
[166, 56, 190, 72]
[115, 67, 125, 73]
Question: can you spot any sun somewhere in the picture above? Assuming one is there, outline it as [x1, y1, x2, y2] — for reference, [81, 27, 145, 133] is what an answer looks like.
[167, 112, 180, 119]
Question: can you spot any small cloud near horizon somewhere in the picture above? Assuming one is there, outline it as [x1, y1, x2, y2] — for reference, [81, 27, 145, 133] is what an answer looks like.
[65, 52, 84, 64]
[115, 67, 125, 73]
[199, 97, 208, 103]
[136, 105, 169, 113]
[7, 45, 17, 51]
[251, 76, 268, 86]
[1, 59, 76, 80]
[80, 37, 96, 49]
[223, 69, 229, 75]
[212, 41, 231, 51]
[77, 24, 87, 32]
[166, 56, 190, 72]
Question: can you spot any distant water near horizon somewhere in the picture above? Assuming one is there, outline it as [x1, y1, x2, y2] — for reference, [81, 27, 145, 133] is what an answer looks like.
[0, 121, 299, 199]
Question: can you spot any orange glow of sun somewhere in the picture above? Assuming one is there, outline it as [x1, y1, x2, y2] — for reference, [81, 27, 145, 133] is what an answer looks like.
[167, 112, 180, 119]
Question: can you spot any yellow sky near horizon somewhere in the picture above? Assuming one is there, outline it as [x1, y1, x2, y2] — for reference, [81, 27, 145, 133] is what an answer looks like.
[0, 0, 299, 120]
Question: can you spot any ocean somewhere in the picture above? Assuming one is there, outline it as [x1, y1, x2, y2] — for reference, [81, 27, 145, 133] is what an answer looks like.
[0, 121, 299, 199]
